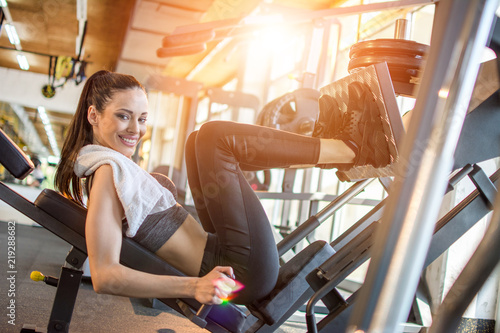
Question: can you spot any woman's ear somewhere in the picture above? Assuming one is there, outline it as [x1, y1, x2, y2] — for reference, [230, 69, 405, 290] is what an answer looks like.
[87, 106, 98, 126]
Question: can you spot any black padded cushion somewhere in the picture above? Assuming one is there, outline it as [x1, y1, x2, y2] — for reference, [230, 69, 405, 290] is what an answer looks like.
[0, 128, 34, 179]
[248, 240, 335, 326]
[35, 189, 87, 236]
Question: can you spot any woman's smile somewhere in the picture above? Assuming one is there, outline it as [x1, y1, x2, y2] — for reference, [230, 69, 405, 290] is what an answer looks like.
[89, 88, 148, 158]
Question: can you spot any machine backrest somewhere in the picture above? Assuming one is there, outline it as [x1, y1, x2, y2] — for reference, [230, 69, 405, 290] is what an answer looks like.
[0, 128, 34, 179]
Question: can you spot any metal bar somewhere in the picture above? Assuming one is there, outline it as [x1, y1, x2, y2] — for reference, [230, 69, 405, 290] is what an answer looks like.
[394, 19, 410, 39]
[347, 0, 499, 332]
[319, 179, 374, 223]
[321, 222, 378, 281]
[428, 179, 500, 333]
[256, 191, 379, 206]
[331, 165, 476, 254]
[426, 167, 500, 267]
[47, 267, 83, 333]
[468, 164, 498, 208]
[295, 0, 437, 22]
[277, 179, 373, 256]
[448, 164, 474, 189]
[330, 199, 385, 251]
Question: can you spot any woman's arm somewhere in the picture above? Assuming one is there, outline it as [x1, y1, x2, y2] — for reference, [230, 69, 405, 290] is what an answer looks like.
[85, 164, 234, 303]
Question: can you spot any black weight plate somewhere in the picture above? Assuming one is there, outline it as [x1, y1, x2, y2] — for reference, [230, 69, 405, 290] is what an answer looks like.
[349, 39, 429, 59]
[257, 88, 320, 134]
[349, 64, 422, 87]
[350, 39, 429, 57]
[352, 49, 426, 59]
[348, 66, 417, 81]
[348, 55, 425, 72]
[387, 67, 420, 82]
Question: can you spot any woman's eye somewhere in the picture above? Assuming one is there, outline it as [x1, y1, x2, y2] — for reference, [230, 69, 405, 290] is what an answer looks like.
[117, 114, 129, 120]
[139, 117, 147, 123]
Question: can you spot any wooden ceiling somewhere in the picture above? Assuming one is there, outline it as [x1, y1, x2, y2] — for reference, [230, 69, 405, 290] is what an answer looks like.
[0, 0, 135, 74]
[0, 0, 349, 83]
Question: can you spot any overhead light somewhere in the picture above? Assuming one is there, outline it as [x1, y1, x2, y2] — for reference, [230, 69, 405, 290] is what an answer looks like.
[37, 106, 50, 124]
[0, 0, 8, 8]
[37, 106, 59, 156]
[5, 23, 20, 45]
[76, 0, 87, 21]
[47, 155, 60, 165]
[16, 53, 29, 70]
[438, 88, 449, 99]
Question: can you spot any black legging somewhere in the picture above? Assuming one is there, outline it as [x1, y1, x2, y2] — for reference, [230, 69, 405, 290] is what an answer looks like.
[185, 121, 321, 304]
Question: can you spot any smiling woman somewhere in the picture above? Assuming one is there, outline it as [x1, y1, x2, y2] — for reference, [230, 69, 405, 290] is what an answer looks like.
[54, 70, 240, 305]
[51, 69, 384, 307]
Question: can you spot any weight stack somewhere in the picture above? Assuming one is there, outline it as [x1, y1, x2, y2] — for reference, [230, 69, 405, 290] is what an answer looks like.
[348, 38, 429, 98]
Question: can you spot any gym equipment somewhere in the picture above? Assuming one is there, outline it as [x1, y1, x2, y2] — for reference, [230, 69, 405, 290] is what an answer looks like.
[315, 62, 405, 182]
[302, 77, 500, 332]
[348, 38, 429, 98]
[305, 164, 500, 332]
[257, 88, 320, 136]
[350, 2, 498, 330]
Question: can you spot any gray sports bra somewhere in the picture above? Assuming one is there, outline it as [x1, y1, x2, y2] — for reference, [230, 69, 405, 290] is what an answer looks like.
[124, 202, 189, 253]
[123, 173, 189, 253]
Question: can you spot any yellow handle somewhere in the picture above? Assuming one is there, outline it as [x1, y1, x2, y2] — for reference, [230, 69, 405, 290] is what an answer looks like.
[30, 271, 45, 282]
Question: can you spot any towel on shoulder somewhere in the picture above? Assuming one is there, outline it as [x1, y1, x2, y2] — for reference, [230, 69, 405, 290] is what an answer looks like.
[74, 144, 177, 237]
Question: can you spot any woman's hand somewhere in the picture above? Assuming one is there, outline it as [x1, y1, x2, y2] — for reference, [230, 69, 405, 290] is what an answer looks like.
[194, 266, 236, 304]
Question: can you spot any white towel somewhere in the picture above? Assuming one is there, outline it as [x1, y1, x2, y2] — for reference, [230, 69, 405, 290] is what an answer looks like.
[74, 144, 177, 237]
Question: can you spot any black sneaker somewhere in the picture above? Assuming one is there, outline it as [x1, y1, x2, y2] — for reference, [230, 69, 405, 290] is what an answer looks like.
[337, 81, 392, 168]
[313, 94, 343, 139]
[313, 81, 392, 170]
[313, 94, 351, 170]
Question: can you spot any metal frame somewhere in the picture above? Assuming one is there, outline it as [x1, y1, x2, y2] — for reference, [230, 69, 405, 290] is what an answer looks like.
[348, 0, 500, 331]
[429, 173, 500, 333]
[0, 7, 5, 36]
[276, 179, 374, 256]
[305, 164, 500, 332]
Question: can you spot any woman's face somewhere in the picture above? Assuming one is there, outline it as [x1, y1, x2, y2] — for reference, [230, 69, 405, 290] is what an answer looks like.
[88, 88, 148, 158]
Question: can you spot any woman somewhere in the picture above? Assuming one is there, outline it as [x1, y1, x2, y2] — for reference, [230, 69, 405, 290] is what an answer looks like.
[55, 70, 392, 305]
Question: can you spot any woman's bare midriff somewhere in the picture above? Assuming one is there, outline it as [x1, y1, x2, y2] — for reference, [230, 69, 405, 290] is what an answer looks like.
[154, 214, 208, 277]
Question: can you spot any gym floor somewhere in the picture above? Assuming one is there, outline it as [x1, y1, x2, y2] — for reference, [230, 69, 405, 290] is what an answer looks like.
[0, 222, 307, 333]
